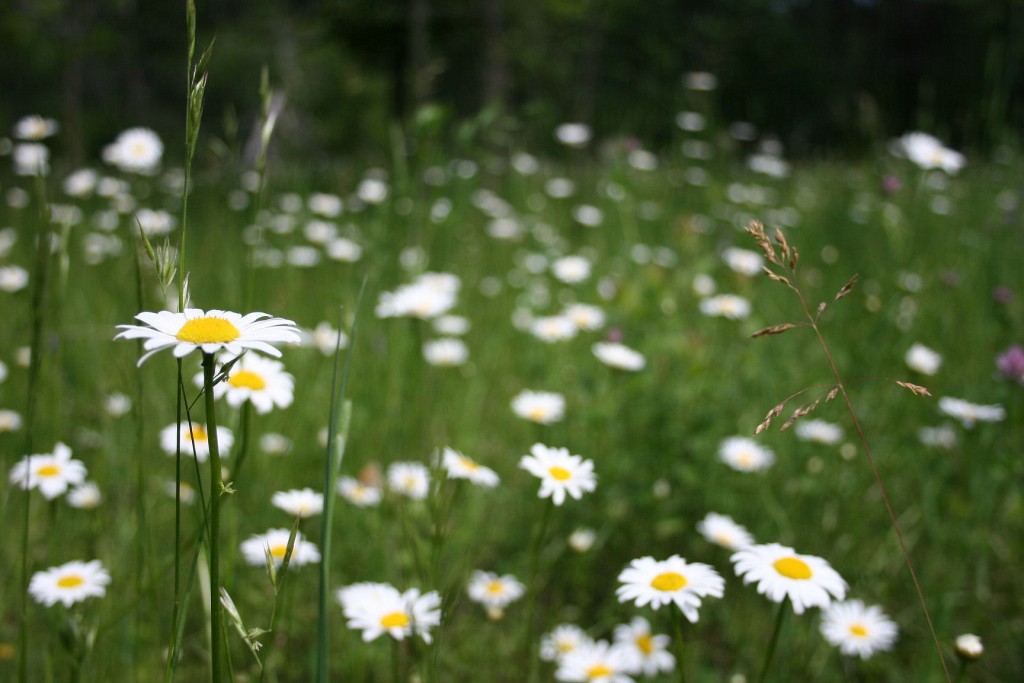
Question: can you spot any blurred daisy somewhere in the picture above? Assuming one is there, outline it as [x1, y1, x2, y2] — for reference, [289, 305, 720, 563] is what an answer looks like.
[938, 397, 1005, 428]
[115, 309, 300, 366]
[722, 247, 764, 276]
[13, 143, 49, 176]
[541, 624, 592, 662]
[9, 442, 86, 500]
[613, 616, 675, 677]
[731, 543, 847, 614]
[29, 560, 110, 608]
[700, 294, 751, 320]
[240, 528, 320, 568]
[135, 208, 176, 236]
[356, 177, 389, 204]
[896, 132, 965, 174]
[271, 488, 324, 518]
[337, 476, 382, 507]
[163, 480, 196, 505]
[67, 482, 103, 509]
[302, 321, 348, 355]
[918, 424, 957, 449]
[466, 570, 525, 615]
[554, 123, 592, 148]
[592, 342, 645, 371]
[433, 314, 470, 336]
[159, 422, 234, 462]
[616, 555, 724, 622]
[0, 265, 29, 292]
[200, 352, 295, 414]
[551, 255, 592, 284]
[563, 303, 606, 331]
[387, 461, 430, 500]
[338, 582, 441, 643]
[259, 432, 292, 455]
[719, 436, 775, 472]
[0, 409, 23, 432]
[14, 115, 59, 140]
[568, 527, 597, 553]
[375, 282, 456, 319]
[103, 392, 132, 417]
[423, 337, 469, 366]
[326, 236, 363, 262]
[795, 419, 843, 445]
[518, 443, 596, 506]
[531, 315, 578, 343]
[955, 633, 983, 660]
[308, 192, 343, 217]
[692, 274, 717, 297]
[103, 127, 163, 174]
[555, 639, 634, 683]
[820, 599, 898, 659]
[441, 447, 499, 488]
[697, 512, 755, 550]
[905, 343, 941, 375]
[511, 390, 565, 424]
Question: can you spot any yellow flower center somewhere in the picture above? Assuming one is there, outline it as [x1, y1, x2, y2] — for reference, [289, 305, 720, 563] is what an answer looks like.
[37, 464, 61, 477]
[636, 633, 653, 654]
[849, 623, 868, 638]
[380, 611, 410, 628]
[548, 466, 572, 481]
[487, 580, 505, 594]
[529, 407, 548, 421]
[176, 317, 241, 344]
[57, 574, 84, 589]
[586, 664, 613, 679]
[269, 544, 288, 559]
[651, 571, 687, 592]
[229, 370, 267, 390]
[773, 556, 812, 580]
[188, 425, 208, 442]
[458, 456, 480, 471]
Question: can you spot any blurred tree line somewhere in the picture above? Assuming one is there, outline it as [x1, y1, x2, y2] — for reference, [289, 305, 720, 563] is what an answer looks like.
[3, 0, 1023, 164]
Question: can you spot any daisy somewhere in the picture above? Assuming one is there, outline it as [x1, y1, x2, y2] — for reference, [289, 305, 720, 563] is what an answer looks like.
[199, 352, 295, 414]
[387, 461, 430, 500]
[731, 543, 848, 614]
[700, 294, 751, 320]
[511, 390, 565, 424]
[955, 633, 983, 660]
[541, 624, 592, 662]
[260, 432, 292, 455]
[531, 315, 578, 343]
[115, 308, 301, 366]
[9, 442, 87, 500]
[337, 582, 441, 643]
[938, 397, 1005, 428]
[613, 617, 675, 677]
[271, 488, 324, 518]
[103, 127, 163, 174]
[441, 447, 499, 488]
[326, 236, 363, 262]
[163, 480, 196, 505]
[555, 639, 635, 683]
[718, 436, 775, 472]
[551, 255, 592, 284]
[14, 115, 59, 140]
[0, 409, 23, 432]
[240, 528, 321, 568]
[563, 303, 606, 331]
[592, 342, 645, 371]
[466, 570, 525, 613]
[518, 443, 596, 506]
[433, 314, 470, 336]
[905, 343, 942, 375]
[554, 123, 592, 148]
[0, 265, 29, 292]
[159, 422, 234, 462]
[794, 419, 843, 445]
[302, 321, 348, 355]
[67, 482, 103, 509]
[820, 599, 898, 659]
[13, 143, 49, 176]
[29, 560, 110, 608]
[697, 512, 755, 550]
[722, 247, 764, 276]
[918, 424, 957, 449]
[375, 282, 456, 319]
[337, 476, 382, 507]
[568, 527, 597, 553]
[423, 338, 469, 366]
[616, 555, 724, 622]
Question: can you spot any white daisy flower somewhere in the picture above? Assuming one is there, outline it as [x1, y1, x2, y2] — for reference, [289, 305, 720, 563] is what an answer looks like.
[722, 247, 763, 276]
[938, 397, 1005, 428]
[356, 177, 389, 204]
[337, 582, 441, 643]
[14, 115, 59, 140]
[466, 570, 525, 611]
[0, 409, 24, 432]
[103, 127, 163, 175]
[66, 482, 103, 509]
[794, 419, 843, 445]
[562, 303, 606, 331]
[433, 314, 470, 336]
[199, 352, 295, 414]
[592, 342, 645, 371]
[375, 282, 456, 320]
[541, 624, 592, 662]
[302, 321, 348, 355]
[531, 315, 578, 343]
[905, 343, 942, 375]
[0, 265, 29, 292]
[29, 560, 110, 608]
[551, 255, 592, 284]
[518, 443, 596, 506]
[240, 528, 320, 568]
[271, 488, 324, 518]
[337, 476, 382, 507]
[13, 143, 49, 176]
[423, 337, 469, 366]
[511, 390, 565, 424]
[820, 599, 898, 659]
[9, 442, 86, 500]
[954, 633, 983, 660]
[696, 512, 755, 550]
[441, 447, 499, 488]
[554, 123, 592, 148]
[387, 461, 430, 500]
[718, 436, 775, 472]
[307, 192, 343, 217]
[103, 392, 132, 417]
[555, 639, 635, 683]
[568, 527, 597, 553]
[159, 422, 234, 462]
[135, 208, 177, 236]
[731, 542, 848, 614]
[918, 424, 957, 449]
[700, 294, 751, 320]
[613, 616, 675, 677]
[616, 555, 724, 622]
[115, 308, 301, 366]
[260, 432, 292, 455]
[325, 236, 363, 262]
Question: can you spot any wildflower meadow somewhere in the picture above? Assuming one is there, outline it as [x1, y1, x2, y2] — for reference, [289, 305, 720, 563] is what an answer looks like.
[2, 11, 1023, 683]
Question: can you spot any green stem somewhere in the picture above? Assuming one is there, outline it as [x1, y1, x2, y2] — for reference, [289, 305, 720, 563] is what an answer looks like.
[757, 597, 788, 683]
[202, 353, 224, 683]
[524, 500, 553, 683]
[672, 608, 686, 683]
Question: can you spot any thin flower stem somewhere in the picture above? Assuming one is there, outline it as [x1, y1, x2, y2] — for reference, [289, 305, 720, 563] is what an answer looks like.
[671, 608, 687, 683]
[202, 353, 224, 683]
[524, 500, 553, 683]
[756, 597, 788, 683]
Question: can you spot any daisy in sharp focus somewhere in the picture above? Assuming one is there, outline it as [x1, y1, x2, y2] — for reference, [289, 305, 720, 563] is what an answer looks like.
[9, 442, 86, 500]
[731, 542, 847, 614]
[197, 352, 295, 414]
[115, 308, 301, 366]
[337, 582, 442, 643]
[511, 389, 565, 424]
[240, 528, 321, 568]
[697, 512, 755, 550]
[555, 639, 635, 683]
[616, 555, 724, 623]
[613, 616, 675, 677]
[519, 443, 596, 506]
[159, 422, 233, 462]
[29, 560, 110, 608]
[441, 447, 499, 488]
[271, 488, 324, 518]
[820, 599, 898, 659]
[719, 436, 775, 472]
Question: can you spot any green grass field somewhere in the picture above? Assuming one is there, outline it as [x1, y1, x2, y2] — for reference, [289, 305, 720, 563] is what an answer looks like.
[0, 120, 1021, 682]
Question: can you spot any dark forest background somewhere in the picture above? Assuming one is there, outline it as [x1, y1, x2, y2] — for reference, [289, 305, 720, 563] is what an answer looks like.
[4, 0, 1023, 165]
